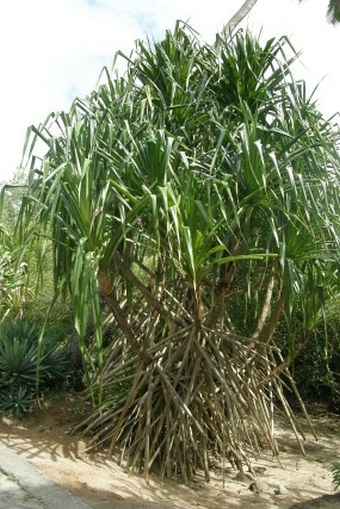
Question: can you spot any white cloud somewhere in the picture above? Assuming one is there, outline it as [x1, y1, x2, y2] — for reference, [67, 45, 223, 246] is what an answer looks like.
[0, 0, 143, 182]
[0, 0, 339, 182]
[246, 0, 340, 118]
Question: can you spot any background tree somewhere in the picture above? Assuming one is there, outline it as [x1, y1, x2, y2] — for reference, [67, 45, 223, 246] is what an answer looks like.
[225, 0, 340, 34]
[0, 175, 29, 322]
[317, 0, 340, 24]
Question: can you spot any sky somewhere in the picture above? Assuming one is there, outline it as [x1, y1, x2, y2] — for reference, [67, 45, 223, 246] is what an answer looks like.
[0, 0, 339, 182]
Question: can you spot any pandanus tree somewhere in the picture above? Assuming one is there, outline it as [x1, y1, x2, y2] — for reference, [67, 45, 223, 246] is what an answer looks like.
[19, 25, 340, 480]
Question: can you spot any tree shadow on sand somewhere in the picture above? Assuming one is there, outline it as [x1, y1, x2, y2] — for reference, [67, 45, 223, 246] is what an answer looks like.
[290, 492, 340, 508]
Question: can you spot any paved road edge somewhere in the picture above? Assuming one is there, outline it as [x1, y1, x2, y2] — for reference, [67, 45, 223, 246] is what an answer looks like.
[0, 442, 91, 509]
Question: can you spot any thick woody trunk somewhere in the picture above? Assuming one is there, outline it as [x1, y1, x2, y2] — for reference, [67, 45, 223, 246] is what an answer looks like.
[98, 269, 152, 365]
[223, 0, 259, 35]
[258, 288, 285, 345]
[251, 266, 276, 341]
[113, 254, 188, 327]
[205, 240, 241, 328]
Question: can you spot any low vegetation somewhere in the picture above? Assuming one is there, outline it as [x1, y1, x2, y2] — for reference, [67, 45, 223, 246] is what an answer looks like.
[0, 321, 70, 418]
[333, 463, 340, 490]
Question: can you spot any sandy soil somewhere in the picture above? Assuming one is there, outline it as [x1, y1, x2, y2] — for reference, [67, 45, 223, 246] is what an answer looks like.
[0, 392, 339, 509]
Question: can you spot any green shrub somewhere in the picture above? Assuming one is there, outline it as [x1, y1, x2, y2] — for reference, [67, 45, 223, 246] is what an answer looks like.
[333, 462, 340, 490]
[0, 385, 34, 419]
[0, 320, 71, 418]
[291, 324, 340, 412]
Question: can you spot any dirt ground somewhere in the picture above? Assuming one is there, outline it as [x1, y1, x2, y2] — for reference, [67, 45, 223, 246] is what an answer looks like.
[0, 392, 339, 509]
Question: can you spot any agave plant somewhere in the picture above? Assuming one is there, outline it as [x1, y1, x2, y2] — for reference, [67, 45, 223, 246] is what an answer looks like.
[0, 320, 71, 417]
[18, 24, 340, 480]
[0, 385, 34, 420]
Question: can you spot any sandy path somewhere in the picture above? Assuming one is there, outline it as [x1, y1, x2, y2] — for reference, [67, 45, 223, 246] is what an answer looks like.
[0, 393, 339, 509]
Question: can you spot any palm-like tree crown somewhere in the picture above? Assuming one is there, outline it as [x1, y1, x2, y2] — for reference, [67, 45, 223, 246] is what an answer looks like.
[18, 24, 340, 480]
